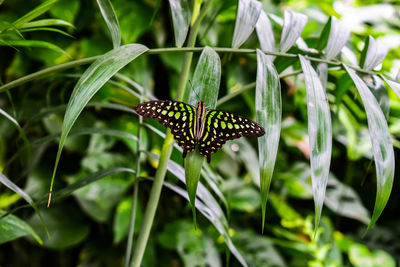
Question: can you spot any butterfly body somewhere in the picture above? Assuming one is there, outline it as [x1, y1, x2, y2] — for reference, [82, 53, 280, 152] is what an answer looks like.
[135, 100, 265, 163]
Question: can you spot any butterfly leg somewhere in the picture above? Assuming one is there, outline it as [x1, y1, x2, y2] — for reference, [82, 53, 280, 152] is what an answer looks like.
[206, 154, 211, 163]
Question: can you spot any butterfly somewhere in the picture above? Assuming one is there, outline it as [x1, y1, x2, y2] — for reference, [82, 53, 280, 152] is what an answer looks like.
[135, 100, 265, 163]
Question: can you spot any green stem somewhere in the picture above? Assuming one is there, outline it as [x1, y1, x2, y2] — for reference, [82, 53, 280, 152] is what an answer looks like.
[0, 50, 380, 94]
[129, 1, 213, 266]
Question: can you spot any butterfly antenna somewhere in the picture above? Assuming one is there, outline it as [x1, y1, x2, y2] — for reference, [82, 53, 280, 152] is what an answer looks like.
[188, 80, 201, 103]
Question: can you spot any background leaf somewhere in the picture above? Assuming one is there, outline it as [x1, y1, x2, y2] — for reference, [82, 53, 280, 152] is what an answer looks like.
[231, 0, 262, 48]
[97, 0, 121, 48]
[344, 65, 394, 233]
[255, 49, 281, 231]
[0, 211, 42, 245]
[280, 10, 308, 53]
[168, 0, 191, 47]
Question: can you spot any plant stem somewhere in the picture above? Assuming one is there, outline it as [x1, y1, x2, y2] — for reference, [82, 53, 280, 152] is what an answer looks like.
[129, 1, 213, 266]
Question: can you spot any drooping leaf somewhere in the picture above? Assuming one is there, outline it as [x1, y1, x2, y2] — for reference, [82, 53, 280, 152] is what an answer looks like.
[96, 0, 121, 48]
[255, 11, 275, 58]
[0, 107, 30, 155]
[49, 44, 148, 205]
[299, 55, 332, 232]
[12, 0, 58, 29]
[184, 46, 221, 225]
[381, 75, 400, 100]
[2, 40, 69, 56]
[364, 75, 389, 119]
[20, 19, 75, 29]
[231, 0, 262, 48]
[318, 16, 350, 60]
[280, 10, 308, 53]
[344, 65, 394, 233]
[360, 36, 388, 71]
[255, 49, 281, 232]
[0, 211, 42, 245]
[168, 0, 191, 47]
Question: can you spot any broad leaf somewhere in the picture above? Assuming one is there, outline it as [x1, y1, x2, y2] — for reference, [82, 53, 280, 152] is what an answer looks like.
[231, 0, 262, 48]
[97, 0, 121, 48]
[50, 44, 148, 205]
[299, 55, 332, 231]
[256, 49, 281, 232]
[360, 36, 388, 71]
[255, 11, 275, 58]
[168, 0, 190, 47]
[280, 10, 307, 53]
[184, 46, 221, 224]
[344, 65, 394, 233]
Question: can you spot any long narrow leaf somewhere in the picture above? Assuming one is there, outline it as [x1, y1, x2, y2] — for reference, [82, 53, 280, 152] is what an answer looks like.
[344, 65, 395, 233]
[0, 108, 30, 154]
[255, 11, 275, 59]
[299, 55, 332, 232]
[49, 44, 148, 205]
[3, 40, 69, 56]
[381, 75, 400, 99]
[168, 0, 190, 47]
[13, 0, 57, 29]
[231, 0, 262, 48]
[318, 16, 350, 60]
[19, 27, 74, 38]
[184, 46, 221, 224]
[96, 0, 121, 48]
[0, 172, 48, 238]
[360, 36, 388, 71]
[280, 10, 308, 53]
[256, 50, 281, 232]
[19, 19, 75, 29]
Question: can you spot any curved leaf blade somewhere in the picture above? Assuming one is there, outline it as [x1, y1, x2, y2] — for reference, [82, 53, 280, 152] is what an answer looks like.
[360, 36, 388, 71]
[168, 0, 191, 47]
[232, 0, 262, 48]
[96, 0, 121, 48]
[255, 49, 281, 232]
[49, 44, 148, 205]
[344, 65, 395, 233]
[19, 19, 75, 29]
[381, 75, 400, 100]
[318, 16, 350, 60]
[299, 55, 332, 232]
[3, 40, 69, 56]
[280, 10, 308, 53]
[255, 11, 275, 57]
[184, 46, 221, 224]
[12, 0, 57, 28]
[0, 211, 42, 245]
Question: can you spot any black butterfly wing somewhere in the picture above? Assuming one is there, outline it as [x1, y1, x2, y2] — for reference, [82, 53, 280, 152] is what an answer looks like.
[198, 110, 265, 163]
[135, 100, 196, 156]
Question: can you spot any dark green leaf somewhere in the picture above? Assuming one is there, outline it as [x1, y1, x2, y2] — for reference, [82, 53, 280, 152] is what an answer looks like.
[0, 211, 42, 245]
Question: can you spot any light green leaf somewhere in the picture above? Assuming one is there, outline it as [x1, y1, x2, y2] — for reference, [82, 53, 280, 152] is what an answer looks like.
[113, 196, 143, 244]
[280, 10, 307, 53]
[2, 40, 69, 56]
[319, 16, 350, 60]
[231, 0, 262, 48]
[184, 46, 221, 225]
[381, 75, 400, 100]
[12, 0, 58, 29]
[299, 55, 332, 232]
[360, 36, 388, 71]
[168, 0, 191, 47]
[255, 11, 275, 57]
[0, 211, 42, 245]
[49, 44, 148, 204]
[97, 0, 121, 48]
[19, 19, 75, 29]
[19, 27, 74, 38]
[344, 65, 394, 233]
[255, 49, 281, 232]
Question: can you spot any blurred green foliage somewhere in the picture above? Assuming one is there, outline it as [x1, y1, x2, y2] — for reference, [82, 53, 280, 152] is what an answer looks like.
[0, 0, 400, 266]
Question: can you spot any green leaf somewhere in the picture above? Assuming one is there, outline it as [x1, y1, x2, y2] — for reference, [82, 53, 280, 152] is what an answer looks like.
[231, 0, 262, 48]
[280, 10, 308, 53]
[49, 44, 148, 204]
[381, 75, 400, 100]
[255, 49, 281, 232]
[113, 196, 143, 244]
[19, 27, 74, 38]
[344, 65, 394, 234]
[365, 75, 389, 119]
[12, 0, 58, 29]
[184, 46, 221, 225]
[28, 204, 90, 249]
[0, 172, 48, 237]
[168, 0, 191, 47]
[0, 107, 30, 156]
[299, 55, 332, 232]
[360, 36, 388, 71]
[255, 11, 275, 57]
[19, 19, 75, 29]
[2, 40, 69, 56]
[96, 0, 121, 48]
[318, 16, 350, 60]
[0, 211, 42, 245]
[49, 0, 80, 23]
